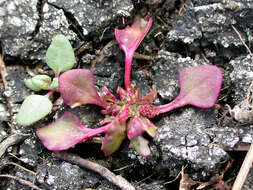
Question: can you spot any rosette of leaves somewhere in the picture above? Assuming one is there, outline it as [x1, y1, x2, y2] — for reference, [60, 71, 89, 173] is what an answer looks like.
[35, 18, 223, 157]
[17, 35, 76, 126]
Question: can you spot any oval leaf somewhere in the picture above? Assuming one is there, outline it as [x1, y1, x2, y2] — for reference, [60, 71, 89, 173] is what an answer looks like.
[127, 116, 157, 140]
[46, 35, 76, 75]
[36, 111, 93, 151]
[179, 65, 222, 108]
[155, 65, 223, 113]
[17, 95, 53, 126]
[59, 69, 107, 108]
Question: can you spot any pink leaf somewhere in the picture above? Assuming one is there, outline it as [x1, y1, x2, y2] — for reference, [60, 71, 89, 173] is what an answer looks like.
[36, 112, 106, 151]
[115, 18, 153, 90]
[127, 117, 156, 157]
[101, 86, 119, 103]
[127, 116, 157, 139]
[155, 65, 223, 113]
[116, 86, 128, 101]
[115, 18, 153, 56]
[117, 104, 130, 124]
[59, 69, 107, 108]
[101, 118, 126, 156]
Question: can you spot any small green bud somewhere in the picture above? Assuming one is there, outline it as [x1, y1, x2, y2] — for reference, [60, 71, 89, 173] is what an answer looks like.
[25, 75, 51, 91]
[25, 79, 41, 91]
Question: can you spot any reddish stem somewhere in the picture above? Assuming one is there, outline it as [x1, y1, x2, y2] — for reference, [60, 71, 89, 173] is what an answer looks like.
[124, 52, 134, 92]
[154, 95, 187, 114]
[82, 126, 107, 142]
[44, 90, 55, 98]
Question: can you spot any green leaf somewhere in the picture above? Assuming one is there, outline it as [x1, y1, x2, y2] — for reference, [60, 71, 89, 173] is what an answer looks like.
[130, 136, 151, 157]
[17, 95, 53, 126]
[49, 77, 58, 89]
[46, 35, 76, 75]
[101, 119, 126, 156]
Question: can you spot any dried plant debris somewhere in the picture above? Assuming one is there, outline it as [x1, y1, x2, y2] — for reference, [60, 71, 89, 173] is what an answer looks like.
[179, 162, 232, 190]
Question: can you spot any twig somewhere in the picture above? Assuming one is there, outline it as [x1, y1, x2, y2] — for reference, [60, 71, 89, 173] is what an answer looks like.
[114, 164, 134, 172]
[137, 174, 153, 184]
[201, 52, 211, 64]
[164, 170, 181, 185]
[54, 151, 135, 190]
[100, 26, 110, 41]
[74, 42, 91, 56]
[0, 54, 8, 90]
[156, 16, 171, 30]
[134, 52, 153, 61]
[209, 177, 235, 190]
[178, 2, 186, 16]
[8, 152, 24, 161]
[90, 40, 115, 71]
[179, 165, 199, 190]
[6, 162, 36, 175]
[230, 145, 250, 152]
[0, 54, 15, 133]
[232, 142, 253, 190]
[0, 133, 29, 158]
[231, 25, 253, 56]
[0, 174, 42, 190]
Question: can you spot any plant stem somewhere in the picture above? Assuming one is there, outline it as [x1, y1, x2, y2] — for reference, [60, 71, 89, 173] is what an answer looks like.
[124, 53, 134, 91]
[154, 96, 186, 114]
[83, 126, 107, 141]
[44, 90, 55, 98]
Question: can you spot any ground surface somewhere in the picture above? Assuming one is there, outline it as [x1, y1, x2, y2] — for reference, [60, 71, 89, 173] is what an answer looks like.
[1, 0, 253, 189]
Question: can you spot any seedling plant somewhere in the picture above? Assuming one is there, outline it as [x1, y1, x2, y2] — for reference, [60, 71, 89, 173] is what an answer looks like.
[17, 18, 223, 157]
[17, 35, 76, 126]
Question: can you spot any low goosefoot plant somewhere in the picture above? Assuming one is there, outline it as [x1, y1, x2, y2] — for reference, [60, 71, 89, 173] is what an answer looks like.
[18, 18, 223, 157]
